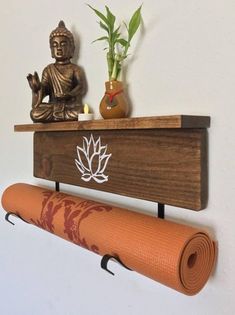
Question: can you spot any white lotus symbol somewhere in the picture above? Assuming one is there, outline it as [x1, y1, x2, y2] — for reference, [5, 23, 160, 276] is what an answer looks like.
[75, 134, 112, 184]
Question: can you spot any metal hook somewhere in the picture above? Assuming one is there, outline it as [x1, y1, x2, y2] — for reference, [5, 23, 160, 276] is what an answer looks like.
[5, 212, 28, 225]
[101, 254, 132, 276]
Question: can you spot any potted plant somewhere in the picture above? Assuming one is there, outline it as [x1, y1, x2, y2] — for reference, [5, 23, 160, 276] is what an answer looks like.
[88, 4, 142, 119]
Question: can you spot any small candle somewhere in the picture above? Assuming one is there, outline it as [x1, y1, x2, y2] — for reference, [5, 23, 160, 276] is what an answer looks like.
[78, 104, 94, 121]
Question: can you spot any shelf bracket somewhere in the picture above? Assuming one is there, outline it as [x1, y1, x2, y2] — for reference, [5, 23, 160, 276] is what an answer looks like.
[55, 182, 60, 192]
[158, 203, 165, 219]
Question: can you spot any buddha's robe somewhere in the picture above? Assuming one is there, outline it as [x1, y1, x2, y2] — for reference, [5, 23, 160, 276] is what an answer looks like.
[31, 63, 85, 122]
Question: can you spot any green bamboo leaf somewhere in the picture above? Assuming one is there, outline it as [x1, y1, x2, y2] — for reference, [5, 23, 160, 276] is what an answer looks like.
[116, 38, 128, 47]
[87, 4, 109, 26]
[113, 26, 120, 38]
[128, 5, 142, 41]
[113, 33, 121, 44]
[92, 36, 109, 43]
[123, 21, 128, 31]
[114, 32, 120, 40]
[99, 21, 109, 33]
[111, 26, 120, 45]
[105, 6, 116, 31]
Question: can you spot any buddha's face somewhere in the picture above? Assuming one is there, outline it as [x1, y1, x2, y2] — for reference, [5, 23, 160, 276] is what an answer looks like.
[50, 36, 73, 61]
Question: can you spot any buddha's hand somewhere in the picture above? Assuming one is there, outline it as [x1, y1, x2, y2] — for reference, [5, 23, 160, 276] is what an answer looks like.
[27, 71, 41, 93]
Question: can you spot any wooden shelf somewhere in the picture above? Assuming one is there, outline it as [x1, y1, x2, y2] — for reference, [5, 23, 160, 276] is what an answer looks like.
[14, 115, 210, 132]
[14, 115, 210, 211]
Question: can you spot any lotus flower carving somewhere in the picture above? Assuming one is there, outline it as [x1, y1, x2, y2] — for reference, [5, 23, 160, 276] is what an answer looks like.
[75, 134, 112, 184]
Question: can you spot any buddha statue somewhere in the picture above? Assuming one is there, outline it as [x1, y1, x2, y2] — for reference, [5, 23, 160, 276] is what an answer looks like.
[27, 21, 86, 122]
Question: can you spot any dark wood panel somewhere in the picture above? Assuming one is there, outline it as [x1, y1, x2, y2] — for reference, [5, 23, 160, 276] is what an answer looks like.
[15, 115, 210, 132]
[33, 129, 208, 210]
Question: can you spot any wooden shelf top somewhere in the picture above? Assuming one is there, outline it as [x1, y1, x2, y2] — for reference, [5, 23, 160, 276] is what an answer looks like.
[14, 115, 210, 132]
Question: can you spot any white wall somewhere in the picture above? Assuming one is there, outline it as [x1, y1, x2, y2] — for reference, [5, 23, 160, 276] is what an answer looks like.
[1, 0, 235, 314]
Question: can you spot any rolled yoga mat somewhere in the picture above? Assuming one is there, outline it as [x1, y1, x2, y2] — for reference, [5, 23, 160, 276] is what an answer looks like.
[1, 183, 216, 295]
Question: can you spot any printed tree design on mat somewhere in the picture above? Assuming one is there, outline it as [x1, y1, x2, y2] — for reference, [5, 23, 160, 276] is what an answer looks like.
[31, 190, 112, 253]
[64, 200, 112, 253]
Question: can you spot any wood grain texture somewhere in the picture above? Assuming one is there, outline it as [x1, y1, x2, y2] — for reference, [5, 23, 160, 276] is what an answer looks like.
[15, 115, 210, 132]
[33, 128, 208, 210]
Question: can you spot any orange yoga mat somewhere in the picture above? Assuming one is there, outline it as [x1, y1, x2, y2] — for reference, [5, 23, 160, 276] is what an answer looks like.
[1, 183, 216, 295]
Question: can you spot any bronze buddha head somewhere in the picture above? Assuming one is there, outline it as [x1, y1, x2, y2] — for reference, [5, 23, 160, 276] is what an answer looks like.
[49, 21, 75, 61]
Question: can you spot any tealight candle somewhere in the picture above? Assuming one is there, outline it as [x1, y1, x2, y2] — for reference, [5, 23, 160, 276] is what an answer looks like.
[78, 104, 94, 121]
